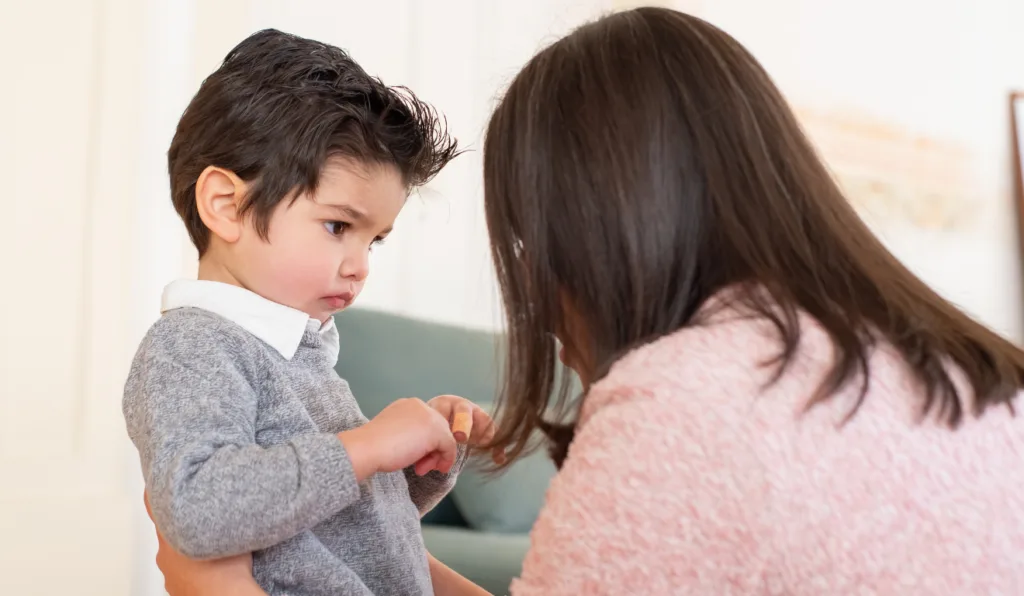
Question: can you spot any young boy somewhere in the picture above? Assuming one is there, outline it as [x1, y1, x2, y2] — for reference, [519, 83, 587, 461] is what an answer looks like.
[124, 29, 494, 595]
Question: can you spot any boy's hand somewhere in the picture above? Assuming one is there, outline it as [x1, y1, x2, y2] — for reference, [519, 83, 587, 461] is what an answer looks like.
[339, 398, 458, 480]
[426, 395, 505, 465]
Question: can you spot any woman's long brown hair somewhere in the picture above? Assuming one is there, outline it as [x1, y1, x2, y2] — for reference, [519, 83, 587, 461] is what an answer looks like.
[482, 7, 1024, 469]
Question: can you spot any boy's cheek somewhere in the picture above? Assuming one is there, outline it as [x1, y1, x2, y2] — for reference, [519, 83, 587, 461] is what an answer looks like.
[348, 281, 365, 303]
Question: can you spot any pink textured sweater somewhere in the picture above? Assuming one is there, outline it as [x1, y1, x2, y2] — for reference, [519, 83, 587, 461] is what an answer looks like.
[511, 304, 1024, 595]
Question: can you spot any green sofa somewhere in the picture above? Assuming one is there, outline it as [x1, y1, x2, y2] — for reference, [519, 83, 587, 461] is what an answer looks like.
[334, 308, 559, 595]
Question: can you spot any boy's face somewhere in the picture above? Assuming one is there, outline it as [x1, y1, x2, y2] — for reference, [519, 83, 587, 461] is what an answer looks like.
[233, 158, 406, 322]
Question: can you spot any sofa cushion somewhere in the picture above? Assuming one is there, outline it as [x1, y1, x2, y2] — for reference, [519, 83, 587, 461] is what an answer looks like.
[422, 525, 530, 596]
[333, 308, 502, 417]
[332, 308, 573, 530]
[333, 308, 502, 525]
[451, 403, 559, 534]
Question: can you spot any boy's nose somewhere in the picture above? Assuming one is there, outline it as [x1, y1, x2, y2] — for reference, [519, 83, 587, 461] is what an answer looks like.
[340, 251, 370, 282]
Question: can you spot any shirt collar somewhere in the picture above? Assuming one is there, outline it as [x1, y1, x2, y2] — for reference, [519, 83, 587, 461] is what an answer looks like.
[160, 279, 340, 362]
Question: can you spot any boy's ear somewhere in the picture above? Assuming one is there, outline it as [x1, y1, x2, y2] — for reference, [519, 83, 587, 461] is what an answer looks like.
[195, 165, 246, 244]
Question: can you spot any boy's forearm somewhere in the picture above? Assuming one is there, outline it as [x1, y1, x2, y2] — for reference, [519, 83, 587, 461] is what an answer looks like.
[148, 432, 361, 559]
[428, 552, 493, 596]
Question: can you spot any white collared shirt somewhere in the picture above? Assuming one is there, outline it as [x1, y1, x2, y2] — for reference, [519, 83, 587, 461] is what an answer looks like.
[161, 279, 340, 362]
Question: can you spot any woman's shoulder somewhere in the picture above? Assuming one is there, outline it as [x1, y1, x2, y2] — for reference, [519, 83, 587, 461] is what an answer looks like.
[582, 290, 1020, 441]
[578, 292, 932, 435]
[582, 298, 823, 423]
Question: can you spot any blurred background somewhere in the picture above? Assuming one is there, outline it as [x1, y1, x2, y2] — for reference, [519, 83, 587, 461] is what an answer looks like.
[2, 0, 1024, 593]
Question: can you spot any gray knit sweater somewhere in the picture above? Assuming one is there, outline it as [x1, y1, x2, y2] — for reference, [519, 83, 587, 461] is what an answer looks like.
[123, 307, 463, 595]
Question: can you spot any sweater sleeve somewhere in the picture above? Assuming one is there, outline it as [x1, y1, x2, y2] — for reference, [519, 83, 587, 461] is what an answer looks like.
[510, 396, 767, 595]
[403, 444, 468, 516]
[123, 327, 362, 559]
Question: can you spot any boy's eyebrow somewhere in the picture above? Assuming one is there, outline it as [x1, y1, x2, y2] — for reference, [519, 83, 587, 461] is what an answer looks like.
[323, 203, 393, 235]
[323, 203, 366, 221]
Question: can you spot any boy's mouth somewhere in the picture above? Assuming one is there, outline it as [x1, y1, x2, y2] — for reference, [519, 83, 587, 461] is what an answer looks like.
[323, 293, 354, 309]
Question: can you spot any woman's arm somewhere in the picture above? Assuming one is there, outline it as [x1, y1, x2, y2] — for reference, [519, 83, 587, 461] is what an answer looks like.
[146, 494, 491, 596]
[428, 552, 493, 596]
[145, 494, 267, 596]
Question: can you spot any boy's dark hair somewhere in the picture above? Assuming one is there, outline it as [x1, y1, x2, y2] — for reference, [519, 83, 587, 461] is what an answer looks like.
[168, 29, 459, 255]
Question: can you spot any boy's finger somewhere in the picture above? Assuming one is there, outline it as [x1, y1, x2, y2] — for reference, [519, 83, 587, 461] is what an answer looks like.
[437, 451, 456, 474]
[414, 454, 439, 476]
[437, 432, 458, 473]
[451, 403, 474, 443]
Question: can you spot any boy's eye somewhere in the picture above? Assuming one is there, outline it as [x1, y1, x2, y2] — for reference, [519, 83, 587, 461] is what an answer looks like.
[324, 221, 348, 236]
[369, 236, 386, 251]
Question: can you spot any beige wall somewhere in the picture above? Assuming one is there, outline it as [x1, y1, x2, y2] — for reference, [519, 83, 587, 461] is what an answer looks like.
[616, 0, 1024, 340]
[697, 0, 1024, 340]
[0, 0, 146, 592]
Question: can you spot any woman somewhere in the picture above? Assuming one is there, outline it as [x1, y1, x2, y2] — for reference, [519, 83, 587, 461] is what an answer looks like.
[149, 7, 1024, 594]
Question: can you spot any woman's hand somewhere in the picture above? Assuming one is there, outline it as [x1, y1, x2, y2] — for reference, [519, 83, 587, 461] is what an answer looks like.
[144, 493, 265, 596]
[427, 394, 505, 465]
[427, 551, 494, 596]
